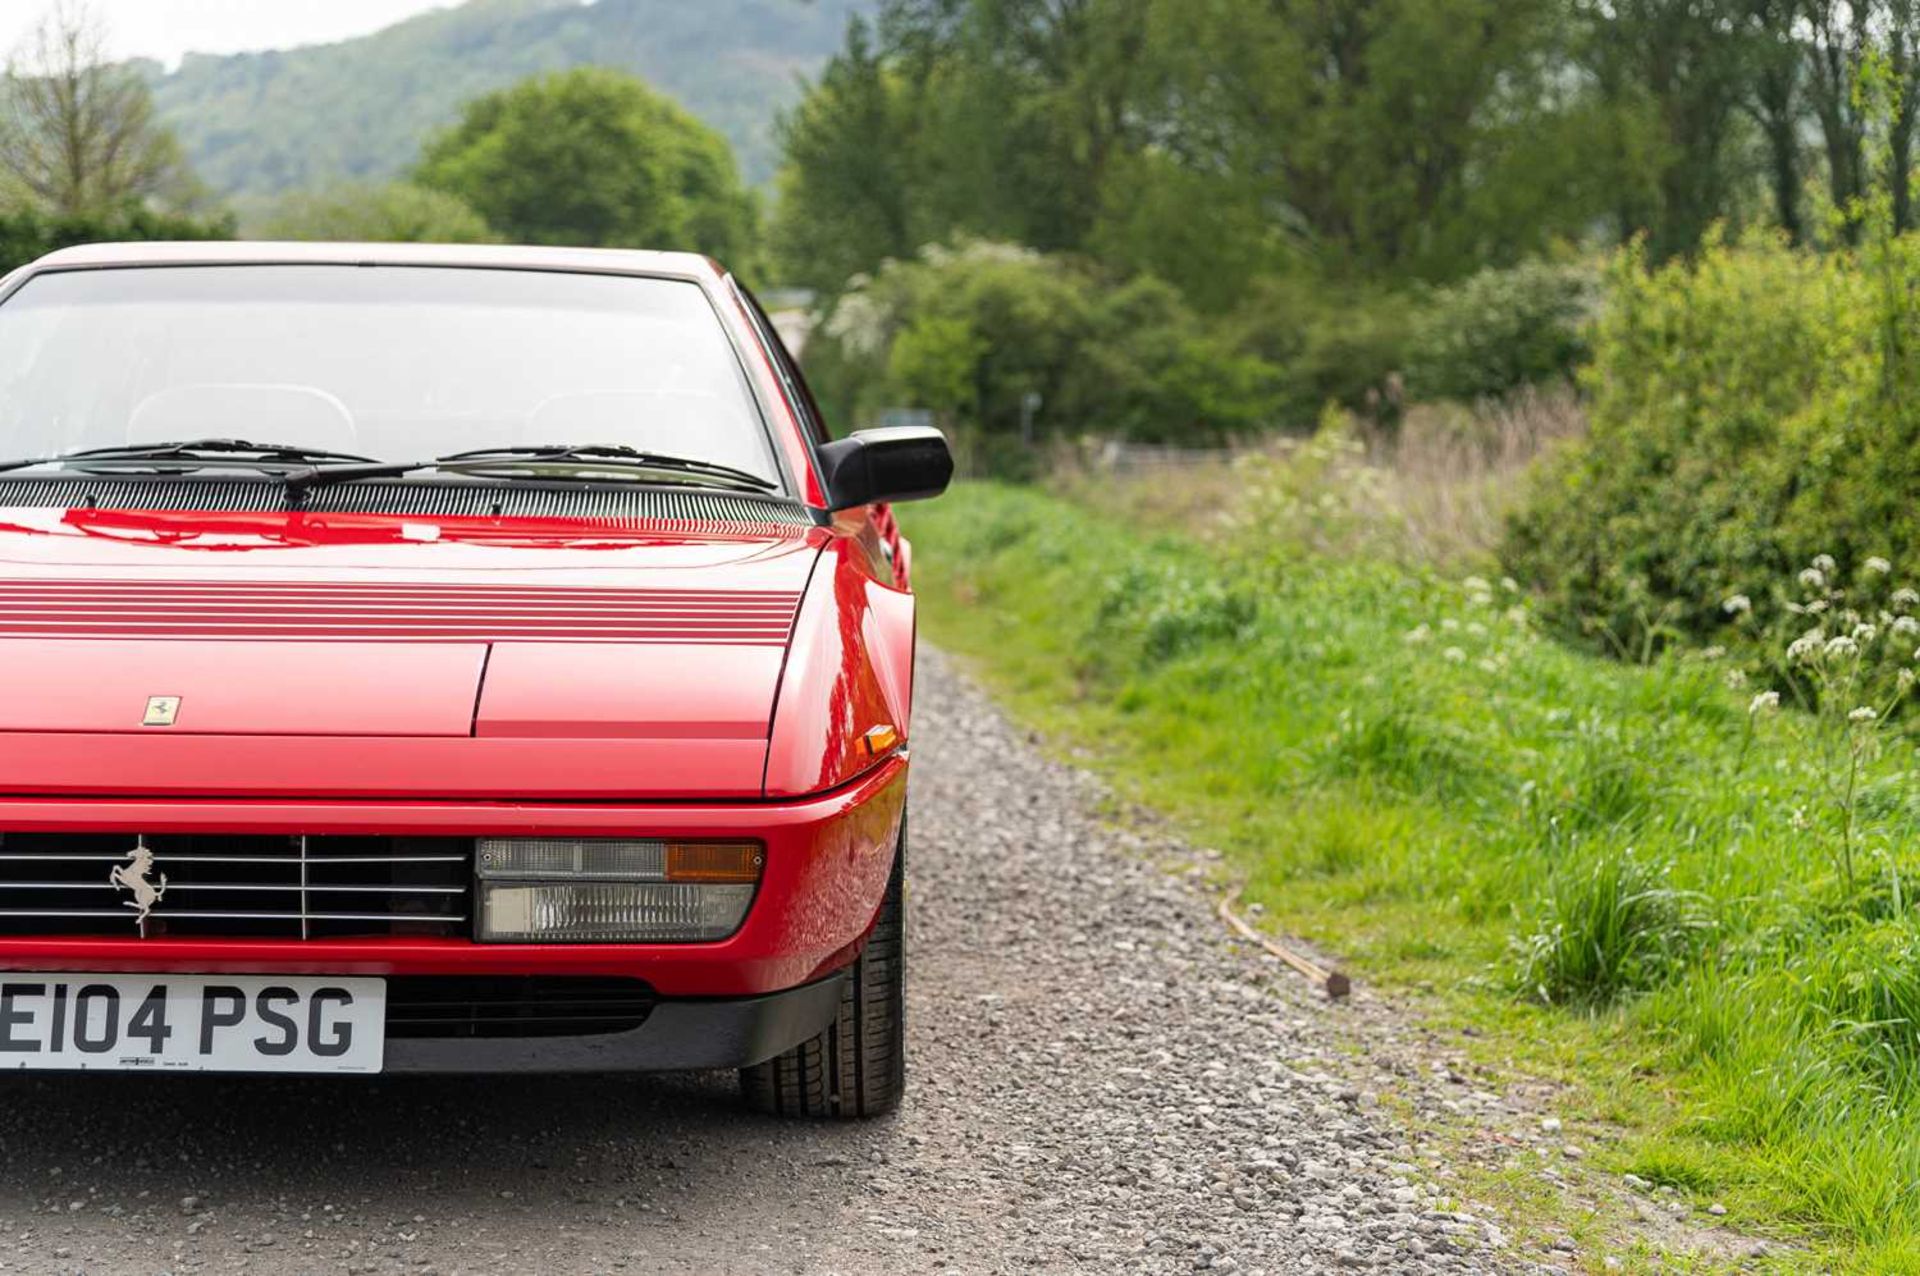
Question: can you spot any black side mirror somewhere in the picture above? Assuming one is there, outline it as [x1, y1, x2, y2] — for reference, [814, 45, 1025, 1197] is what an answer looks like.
[817, 426, 954, 511]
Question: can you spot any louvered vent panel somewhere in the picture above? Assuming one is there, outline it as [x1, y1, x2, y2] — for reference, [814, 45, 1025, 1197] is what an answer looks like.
[0, 580, 804, 643]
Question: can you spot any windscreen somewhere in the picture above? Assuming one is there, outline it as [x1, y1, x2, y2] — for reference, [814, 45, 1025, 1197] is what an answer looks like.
[0, 264, 781, 485]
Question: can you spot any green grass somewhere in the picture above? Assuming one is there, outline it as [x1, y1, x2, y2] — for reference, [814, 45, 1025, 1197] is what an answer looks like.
[906, 482, 1920, 1273]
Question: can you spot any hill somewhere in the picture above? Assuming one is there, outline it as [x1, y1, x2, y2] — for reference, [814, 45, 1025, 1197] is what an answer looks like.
[144, 0, 871, 200]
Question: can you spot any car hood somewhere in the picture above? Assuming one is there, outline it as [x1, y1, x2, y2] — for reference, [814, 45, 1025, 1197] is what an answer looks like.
[0, 506, 825, 799]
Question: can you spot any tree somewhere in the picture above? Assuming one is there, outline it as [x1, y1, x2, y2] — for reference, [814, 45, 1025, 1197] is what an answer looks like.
[1743, 0, 1807, 242]
[780, 0, 1593, 297]
[1803, 0, 1873, 239]
[1575, 0, 1758, 260]
[1135, 0, 1589, 283]
[0, 1, 198, 215]
[1884, 0, 1920, 230]
[258, 182, 499, 243]
[415, 68, 757, 266]
[771, 17, 925, 293]
[882, 0, 1152, 254]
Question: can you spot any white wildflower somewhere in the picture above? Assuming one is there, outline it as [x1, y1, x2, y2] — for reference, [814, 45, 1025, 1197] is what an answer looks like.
[1806, 598, 1829, 614]
[1854, 623, 1879, 644]
[1725, 668, 1749, 689]
[1787, 630, 1825, 663]
[1749, 690, 1781, 715]
[1462, 576, 1491, 594]
[1896, 588, 1920, 610]
[1814, 554, 1838, 574]
[1405, 624, 1432, 644]
[1867, 556, 1894, 575]
[1441, 617, 1460, 632]
[1896, 616, 1920, 638]
[1902, 668, 1918, 691]
[1501, 577, 1520, 593]
[1722, 594, 1752, 616]
[1700, 645, 1727, 661]
[1466, 621, 1488, 638]
[1477, 658, 1499, 675]
[1850, 706, 1879, 723]
[1800, 567, 1827, 590]
[1442, 646, 1466, 663]
[1824, 635, 1860, 660]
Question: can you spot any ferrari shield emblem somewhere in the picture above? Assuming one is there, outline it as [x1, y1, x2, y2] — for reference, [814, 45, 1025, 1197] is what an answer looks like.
[142, 695, 181, 727]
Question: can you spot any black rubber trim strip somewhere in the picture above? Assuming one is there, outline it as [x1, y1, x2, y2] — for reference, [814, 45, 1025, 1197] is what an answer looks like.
[380, 969, 847, 1073]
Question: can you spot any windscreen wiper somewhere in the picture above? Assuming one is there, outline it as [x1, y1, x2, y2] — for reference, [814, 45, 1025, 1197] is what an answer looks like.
[0, 438, 380, 475]
[281, 444, 779, 501]
[440, 445, 778, 491]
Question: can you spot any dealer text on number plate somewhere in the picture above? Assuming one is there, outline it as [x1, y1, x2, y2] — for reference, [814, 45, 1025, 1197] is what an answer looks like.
[0, 974, 384, 1072]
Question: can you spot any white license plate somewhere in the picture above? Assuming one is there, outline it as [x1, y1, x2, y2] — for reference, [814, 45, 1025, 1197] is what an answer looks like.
[0, 974, 384, 1073]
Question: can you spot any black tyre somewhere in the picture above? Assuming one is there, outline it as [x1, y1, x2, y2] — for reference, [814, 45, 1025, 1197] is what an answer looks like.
[740, 818, 906, 1118]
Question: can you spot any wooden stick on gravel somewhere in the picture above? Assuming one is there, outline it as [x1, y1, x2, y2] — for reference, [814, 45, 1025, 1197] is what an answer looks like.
[1218, 889, 1352, 1000]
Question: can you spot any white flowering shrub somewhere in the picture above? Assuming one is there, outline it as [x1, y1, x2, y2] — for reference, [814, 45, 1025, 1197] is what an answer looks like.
[1759, 555, 1920, 895]
[1219, 407, 1405, 564]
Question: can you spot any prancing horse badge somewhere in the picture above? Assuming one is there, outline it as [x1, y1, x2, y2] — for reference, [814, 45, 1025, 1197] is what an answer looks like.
[110, 840, 167, 923]
[142, 695, 181, 727]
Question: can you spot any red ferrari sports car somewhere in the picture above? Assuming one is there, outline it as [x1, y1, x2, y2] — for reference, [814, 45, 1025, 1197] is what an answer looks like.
[0, 242, 950, 1117]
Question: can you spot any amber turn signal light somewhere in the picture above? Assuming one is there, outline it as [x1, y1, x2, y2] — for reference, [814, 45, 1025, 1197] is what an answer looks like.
[663, 841, 764, 883]
[861, 724, 900, 756]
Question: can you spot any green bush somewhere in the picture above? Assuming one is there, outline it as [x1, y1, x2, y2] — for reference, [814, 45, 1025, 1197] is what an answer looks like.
[1221, 275, 1413, 425]
[1404, 260, 1597, 402]
[805, 241, 1286, 447]
[0, 204, 233, 275]
[1502, 229, 1920, 650]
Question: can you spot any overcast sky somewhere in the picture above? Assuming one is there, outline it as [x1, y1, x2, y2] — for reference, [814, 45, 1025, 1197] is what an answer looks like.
[0, 1, 460, 68]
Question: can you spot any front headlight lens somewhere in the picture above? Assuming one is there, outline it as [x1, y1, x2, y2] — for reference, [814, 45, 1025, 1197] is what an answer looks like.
[475, 839, 762, 942]
[481, 882, 756, 942]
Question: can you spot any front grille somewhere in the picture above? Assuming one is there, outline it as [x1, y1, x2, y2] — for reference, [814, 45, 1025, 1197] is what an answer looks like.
[0, 833, 470, 938]
[384, 976, 655, 1039]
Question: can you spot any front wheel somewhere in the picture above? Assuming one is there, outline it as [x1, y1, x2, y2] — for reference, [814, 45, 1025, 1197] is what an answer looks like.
[740, 818, 906, 1118]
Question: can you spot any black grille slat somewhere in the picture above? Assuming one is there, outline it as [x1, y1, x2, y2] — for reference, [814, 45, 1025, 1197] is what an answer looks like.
[384, 977, 655, 1039]
[0, 833, 471, 938]
[0, 476, 812, 527]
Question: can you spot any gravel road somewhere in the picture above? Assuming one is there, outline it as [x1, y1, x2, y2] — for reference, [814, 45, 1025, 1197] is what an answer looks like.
[0, 650, 1519, 1275]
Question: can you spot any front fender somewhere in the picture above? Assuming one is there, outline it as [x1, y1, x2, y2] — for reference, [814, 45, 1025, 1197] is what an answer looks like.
[763, 533, 915, 798]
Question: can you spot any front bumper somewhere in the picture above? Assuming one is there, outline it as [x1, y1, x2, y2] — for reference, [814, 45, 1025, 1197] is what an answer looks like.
[0, 757, 907, 1000]
[385, 973, 846, 1073]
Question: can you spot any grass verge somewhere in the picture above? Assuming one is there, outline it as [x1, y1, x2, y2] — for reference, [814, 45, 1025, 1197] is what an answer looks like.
[907, 481, 1920, 1273]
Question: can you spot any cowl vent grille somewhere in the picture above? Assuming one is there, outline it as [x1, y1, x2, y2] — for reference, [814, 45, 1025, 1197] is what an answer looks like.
[0, 476, 813, 528]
